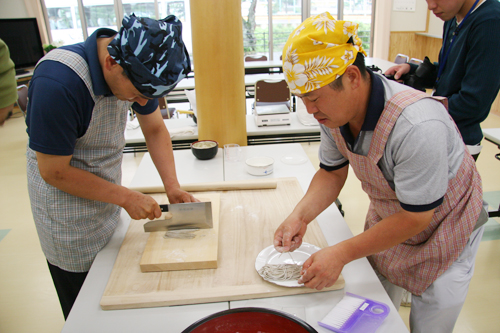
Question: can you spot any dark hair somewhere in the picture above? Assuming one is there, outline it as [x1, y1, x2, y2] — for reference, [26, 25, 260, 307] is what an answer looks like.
[328, 52, 367, 91]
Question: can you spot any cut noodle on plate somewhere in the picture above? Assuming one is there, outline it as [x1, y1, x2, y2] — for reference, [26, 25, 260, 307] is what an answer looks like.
[255, 243, 321, 287]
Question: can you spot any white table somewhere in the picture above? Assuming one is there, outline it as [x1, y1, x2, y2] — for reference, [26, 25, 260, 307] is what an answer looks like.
[190, 59, 282, 72]
[124, 113, 321, 151]
[128, 148, 224, 190]
[171, 73, 285, 93]
[167, 57, 395, 103]
[177, 57, 394, 91]
[365, 57, 396, 73]
[244, 59, 283, 70]
[90, 143, 409, 333]
[483, 128, 500, 146]
[483, 128, 500, 161]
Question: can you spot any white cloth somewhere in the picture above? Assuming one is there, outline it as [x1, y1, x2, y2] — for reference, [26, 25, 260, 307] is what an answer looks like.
[169, 126, 195, 138]
[126, 117, 140, 130]
[184, 89, 197, 117]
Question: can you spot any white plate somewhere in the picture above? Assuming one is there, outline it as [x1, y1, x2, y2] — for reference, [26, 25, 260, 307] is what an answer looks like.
[280, 154, 308, 165]
[255, 243, 321, 287]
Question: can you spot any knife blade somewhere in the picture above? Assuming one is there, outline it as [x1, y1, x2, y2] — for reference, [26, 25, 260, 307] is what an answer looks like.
[143, 201, 213, 232]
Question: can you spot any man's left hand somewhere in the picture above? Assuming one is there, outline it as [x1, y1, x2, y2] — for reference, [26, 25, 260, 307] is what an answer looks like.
[298, 245, 348, 290]
[166, 188, 199, 204]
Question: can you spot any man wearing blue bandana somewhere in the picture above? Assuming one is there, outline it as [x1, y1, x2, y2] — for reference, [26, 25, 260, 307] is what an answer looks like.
[25, 14, 194, 319]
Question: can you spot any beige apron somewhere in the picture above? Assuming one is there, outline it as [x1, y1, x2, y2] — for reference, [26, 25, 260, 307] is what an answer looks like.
[330, 89, 482, 295]
[27, 49, 132, 272]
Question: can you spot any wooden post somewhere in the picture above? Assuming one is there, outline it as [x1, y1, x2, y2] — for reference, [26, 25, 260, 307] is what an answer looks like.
[189, 0, 247, 146]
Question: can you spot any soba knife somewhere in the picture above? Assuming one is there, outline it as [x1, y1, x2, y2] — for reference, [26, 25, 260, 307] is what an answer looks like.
[143, 202, 213, 232]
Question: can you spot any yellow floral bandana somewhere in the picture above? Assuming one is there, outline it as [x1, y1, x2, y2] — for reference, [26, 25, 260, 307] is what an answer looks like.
[282, 12, 367, 95]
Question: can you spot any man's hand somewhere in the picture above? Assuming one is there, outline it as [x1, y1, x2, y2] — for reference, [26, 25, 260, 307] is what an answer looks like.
[384, 63, 411, 81]
[121, 190, 162, 220]
[166, 188, 199, 204]
[298, 245, 348, 290]
[123, 187, 200, 220]
[273, 216, 308, 253]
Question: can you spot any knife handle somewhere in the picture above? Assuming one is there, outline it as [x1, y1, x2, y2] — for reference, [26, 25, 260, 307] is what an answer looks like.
[159, 204, 169, 212]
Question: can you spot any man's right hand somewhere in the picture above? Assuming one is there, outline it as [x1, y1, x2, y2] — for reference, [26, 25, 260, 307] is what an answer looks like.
[273, 216, 308, 253]
[122, 190, 162, 220]
[384, 63, 411, 81]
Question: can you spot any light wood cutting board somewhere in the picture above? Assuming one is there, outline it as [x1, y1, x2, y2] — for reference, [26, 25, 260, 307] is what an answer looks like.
[100, 178, 344, 310]
[140, 193, 221, 272]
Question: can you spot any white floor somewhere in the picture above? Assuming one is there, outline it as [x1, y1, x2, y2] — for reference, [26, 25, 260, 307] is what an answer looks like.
[0, 109, 499, 332]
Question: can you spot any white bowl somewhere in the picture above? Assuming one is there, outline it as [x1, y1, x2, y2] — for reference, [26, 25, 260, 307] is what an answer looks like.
[245, 156, 274, 176]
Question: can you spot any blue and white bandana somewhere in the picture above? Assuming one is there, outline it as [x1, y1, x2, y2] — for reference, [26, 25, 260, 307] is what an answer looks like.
[108, 14, 191, 98]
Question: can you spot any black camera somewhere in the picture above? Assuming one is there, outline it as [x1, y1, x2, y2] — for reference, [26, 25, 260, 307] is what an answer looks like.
[369, 57, 437, 92]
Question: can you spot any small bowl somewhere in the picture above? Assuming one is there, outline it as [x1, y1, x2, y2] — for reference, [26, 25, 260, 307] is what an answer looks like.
[246, 156, 274, 176]
[191, 140, 218, 160]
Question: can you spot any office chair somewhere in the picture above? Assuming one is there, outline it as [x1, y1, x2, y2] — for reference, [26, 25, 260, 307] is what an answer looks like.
[245, 55, 269, 75]
[16, 85, 28, 118]
[394, 54, 409, 64]
[254, 79, 291, 111]
[409, 58, 423, 65]
[245, 55, 267, 62]
[158, 97, 176, 119]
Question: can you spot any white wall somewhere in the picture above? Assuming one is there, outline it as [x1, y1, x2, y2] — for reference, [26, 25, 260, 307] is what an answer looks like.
[427, 12, 444, 37]
[0, 0, 27, 18]
[390, 0, 428, 32]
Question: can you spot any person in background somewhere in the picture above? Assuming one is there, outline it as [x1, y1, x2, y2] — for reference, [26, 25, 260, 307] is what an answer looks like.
[274, 12, 488, 332]
[0, 38, 18, 126]
[385, 0, 500, 160]
[26, 14, 196, 319]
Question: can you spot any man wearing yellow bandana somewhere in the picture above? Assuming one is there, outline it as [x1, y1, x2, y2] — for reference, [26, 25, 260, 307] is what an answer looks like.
[273, 12, 487, 332]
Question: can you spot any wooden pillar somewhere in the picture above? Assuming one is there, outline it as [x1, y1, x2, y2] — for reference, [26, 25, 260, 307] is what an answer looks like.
[189, 0, 247, 146]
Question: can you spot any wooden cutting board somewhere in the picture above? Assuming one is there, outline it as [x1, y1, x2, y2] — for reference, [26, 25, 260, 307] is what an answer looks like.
[140, 193, 221, 272]
[100, 177, 345, 310]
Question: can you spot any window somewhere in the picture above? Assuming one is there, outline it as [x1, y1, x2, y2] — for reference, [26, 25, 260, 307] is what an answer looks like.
[243, 0, 373, 59]
[158, 0, 192, 54]
[342, 0, 373, 55]
[44, 0, 83, 45]
[42, 0, 373, 58]
[271, 0, 302, 60]
[83, 0, 118, 36]
[122, 0, 157, 19]
[310, 0, 338, 18]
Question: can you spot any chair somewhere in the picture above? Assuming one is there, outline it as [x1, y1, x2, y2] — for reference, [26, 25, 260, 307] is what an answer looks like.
[16, 85, 28, 118]
[245, 55, 269, 75]
[158, 97, 176, 119]
[244, 55, 267, 62]
[394, 54, 409, 64]
[253, 79, 291, 111]
[409, 58, 423, 65]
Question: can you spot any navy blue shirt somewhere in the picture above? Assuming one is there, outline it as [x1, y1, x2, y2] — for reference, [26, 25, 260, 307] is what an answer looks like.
[26, 28, 159, 156]
[409, 0, 500, 145]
